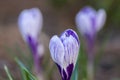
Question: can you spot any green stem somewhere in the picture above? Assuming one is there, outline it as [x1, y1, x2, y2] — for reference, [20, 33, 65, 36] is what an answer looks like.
[4, 65, 13, 80]
[87, 60, 94, 80]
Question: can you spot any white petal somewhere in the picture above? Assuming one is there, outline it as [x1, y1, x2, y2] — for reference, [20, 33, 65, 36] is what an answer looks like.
[49, 35, 65, 66]
[62, 35, 79, 67]
[60, 30, 80, 69]
[18, 8, 43, 41]
[96, 9, 106, 32]
[75, 12, 93, 35]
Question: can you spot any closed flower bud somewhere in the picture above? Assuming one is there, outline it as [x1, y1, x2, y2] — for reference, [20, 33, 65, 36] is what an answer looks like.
[18, 8, 44, 75]
[75, 6, 106, 38]
[49, 29, 80, 80]
[18, 8, 43, 42]
[75, 7, 106, 80]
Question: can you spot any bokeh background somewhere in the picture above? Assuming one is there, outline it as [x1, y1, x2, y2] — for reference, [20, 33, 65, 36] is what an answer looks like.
[0, 0, 120, 80]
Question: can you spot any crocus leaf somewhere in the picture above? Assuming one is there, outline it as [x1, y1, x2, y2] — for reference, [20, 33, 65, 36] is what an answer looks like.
[4, 65, 13, 80]
[15, 58, 37, 80]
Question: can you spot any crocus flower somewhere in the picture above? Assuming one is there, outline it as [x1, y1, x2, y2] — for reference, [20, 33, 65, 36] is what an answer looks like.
[75, 6, 106, 59]
[75, 6, 106, 80]
[75, 6, 106, 40]
[18, 8, 43, 73]
[49, 29, 80, 80]
[18, 7, 43, 43]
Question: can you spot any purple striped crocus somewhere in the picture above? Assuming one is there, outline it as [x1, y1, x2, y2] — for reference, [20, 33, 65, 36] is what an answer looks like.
[18, 8, 43, 73]
[75, 6, 106, 60]
[75, 6, 106, 41]
[75, 6, 107, 80]
[49, 29, 80, 80]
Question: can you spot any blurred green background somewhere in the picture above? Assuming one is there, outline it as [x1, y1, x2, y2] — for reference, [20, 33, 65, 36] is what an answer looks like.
[0, 0, 120, 80]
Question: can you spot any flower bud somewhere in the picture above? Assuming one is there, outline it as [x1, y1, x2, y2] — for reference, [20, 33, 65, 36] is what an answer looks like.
[75, 6, 106, 38]
[49, 29, 80, 80]
[18, 8, 43, 42]
[18, 8, 44, 74]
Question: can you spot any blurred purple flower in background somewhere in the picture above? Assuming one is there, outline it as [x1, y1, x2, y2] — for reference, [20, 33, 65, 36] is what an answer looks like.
[75, 6, 106, 80]
[75, 6, 106, 61]
[49, 29, 80, 80]
[18, 8, 44, 73]
[75, 6, 106, 40]
[18, 8, 43, 42]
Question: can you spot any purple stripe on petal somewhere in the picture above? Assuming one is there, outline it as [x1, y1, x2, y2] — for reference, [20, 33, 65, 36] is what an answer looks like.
[56, 63, 62, 75]
[82, 6, 96, 28]
[27, 35, 37, 55]
[65, 29, 80, 45]
[27, 36, 41, 73]
[56, 63, 69, 80]
[67, 63, 74, 80]
[91, 16, 96, 34]
[63, 69, 67, 80]
[91, 17, 96, 27]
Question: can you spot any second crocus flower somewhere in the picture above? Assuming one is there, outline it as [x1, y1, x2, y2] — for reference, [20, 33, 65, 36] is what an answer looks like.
[18, 8, 43, 74]
[49, 29, 80, 80]
[75, 6, 107, 80]
[75, 6, 106, 61]
[75, 6, 106, 41]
